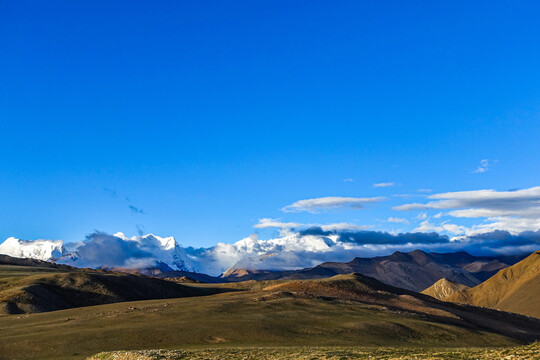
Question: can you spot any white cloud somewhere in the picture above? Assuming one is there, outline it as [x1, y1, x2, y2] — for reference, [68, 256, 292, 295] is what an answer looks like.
[469, 217, 540, 235]
[384, 217, 409, 224]
[253, 219, 368, 232]
[395, 187, 540, 214]
[395, 186, 540, 234]
[417, 189, 433, 193]
[473, 159, 490, 173]
[441, 223, 468, 235]
[282, 196, 384, 213]
[414, 220, 443, 233]
[373, 182, 395, 188]
[343, 178, 354, 182]
[415, 212, 428, 220]
[253, 218, 303, 229]
[319, 223, 369, 231]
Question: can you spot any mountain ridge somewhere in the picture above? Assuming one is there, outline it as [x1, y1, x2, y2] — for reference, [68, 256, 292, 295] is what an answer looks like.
[221, 250, 524, 292]
[445, 250, 540, 318]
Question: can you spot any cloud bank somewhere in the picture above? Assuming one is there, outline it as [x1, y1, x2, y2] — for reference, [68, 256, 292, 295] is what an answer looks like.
[185, 228, 540, 274]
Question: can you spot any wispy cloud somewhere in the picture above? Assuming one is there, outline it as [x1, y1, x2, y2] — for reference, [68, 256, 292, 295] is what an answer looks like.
[415, 212, 428, 220]
[103, 188, 118, 197]
[343, 178, 354, 182]
[384, 217, 409, 224]
[253, 219, 368, 232]
[373, 182, 395, 188]
[253, 218, 302, 229]
[129, 205, 144, 214]
[104, 188, 145, 215]
[282, 196, 384, 213]
[473, 159, 490, 173]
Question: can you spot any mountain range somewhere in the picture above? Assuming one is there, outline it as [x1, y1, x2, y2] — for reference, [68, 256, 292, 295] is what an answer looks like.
[221, 250, 524, 292]
[0, 233, 195, 273]
[0, 234, 528, 293]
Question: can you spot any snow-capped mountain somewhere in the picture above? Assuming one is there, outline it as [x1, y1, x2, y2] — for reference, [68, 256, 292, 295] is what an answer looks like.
[191, 232, 340, 275]
[0, 237, 65, 260]
[109, 232, 193, 272]
[0, 231, 342, 276]
[4, 228, 536, 277]
[0, 233, 194, 272]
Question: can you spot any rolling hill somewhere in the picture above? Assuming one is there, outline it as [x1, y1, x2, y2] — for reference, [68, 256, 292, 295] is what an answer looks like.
[445, 250, 540, 318]
[1, 271, 540, 359]
[0, 255, 216, 314]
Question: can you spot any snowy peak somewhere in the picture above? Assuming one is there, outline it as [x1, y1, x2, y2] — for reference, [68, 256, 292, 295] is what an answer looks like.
[0, 237, 65, 261]
[0, 233, 194, 272]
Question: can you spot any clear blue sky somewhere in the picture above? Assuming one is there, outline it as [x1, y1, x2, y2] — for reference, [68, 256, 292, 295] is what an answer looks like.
[1, 1, 540, 247]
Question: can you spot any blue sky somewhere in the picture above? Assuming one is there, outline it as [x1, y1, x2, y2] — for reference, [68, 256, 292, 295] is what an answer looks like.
[1, 1, 540, 247]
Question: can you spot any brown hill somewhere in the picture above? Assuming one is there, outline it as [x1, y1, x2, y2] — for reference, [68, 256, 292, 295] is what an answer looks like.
[223, 250, 522, 292]
[0, 255, 215, 314]
[445, 251, 540, 318]
[260, 273, 540, 343]
[421, 278, 470, 300]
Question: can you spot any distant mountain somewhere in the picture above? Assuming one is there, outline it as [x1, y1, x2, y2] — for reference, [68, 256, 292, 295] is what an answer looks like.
[0, 254, 215, 314]
[222, 250, 524, 292]
[0, 233, 196, 273]
[445, 251, 540, 318]
[421, 278, 470, 300]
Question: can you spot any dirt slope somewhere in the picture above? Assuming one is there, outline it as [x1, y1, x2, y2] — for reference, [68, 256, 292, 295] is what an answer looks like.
[446, 251, 540, 318]
[421, 278, 470, 300]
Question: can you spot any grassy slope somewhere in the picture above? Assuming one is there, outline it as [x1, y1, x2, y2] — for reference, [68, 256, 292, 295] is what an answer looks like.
[446, 251, 540, 318]
[0, 264, 217, 314]
[1, 274, 539, 360]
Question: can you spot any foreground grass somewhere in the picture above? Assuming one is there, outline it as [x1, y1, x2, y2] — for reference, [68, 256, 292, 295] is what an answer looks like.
[88, 343, 540, 360]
